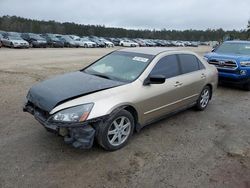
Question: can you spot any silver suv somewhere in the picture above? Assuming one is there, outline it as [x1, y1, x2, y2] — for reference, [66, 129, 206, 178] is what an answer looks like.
[23, 47, 218, 151]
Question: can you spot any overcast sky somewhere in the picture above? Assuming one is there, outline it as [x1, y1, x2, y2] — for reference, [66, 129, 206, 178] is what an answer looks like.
[0, 0, 249, 30]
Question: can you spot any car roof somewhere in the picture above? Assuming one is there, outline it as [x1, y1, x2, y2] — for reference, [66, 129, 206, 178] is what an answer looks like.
[225, 40, 250, 44]
[118, 47, 181, 55]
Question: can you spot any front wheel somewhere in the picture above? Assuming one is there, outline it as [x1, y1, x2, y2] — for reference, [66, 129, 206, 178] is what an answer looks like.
[96, 109, 134, 151]
[196, 86, 211, 111]
[243, 82, 250, 91]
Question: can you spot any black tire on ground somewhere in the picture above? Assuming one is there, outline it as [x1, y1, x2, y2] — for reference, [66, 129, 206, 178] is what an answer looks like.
[243, 82, 250, 91]
[96, 109, 135, 151]
[195, 86, 211, 111]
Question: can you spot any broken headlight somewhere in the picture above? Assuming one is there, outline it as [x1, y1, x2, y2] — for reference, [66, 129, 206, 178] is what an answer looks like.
[51, 103, 94, 123]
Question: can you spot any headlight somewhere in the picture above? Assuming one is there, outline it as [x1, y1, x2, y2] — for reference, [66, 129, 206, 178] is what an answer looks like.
[203, 56, 208, 62]
[240, 61, 250, 67]
[51, 103, 94, 123]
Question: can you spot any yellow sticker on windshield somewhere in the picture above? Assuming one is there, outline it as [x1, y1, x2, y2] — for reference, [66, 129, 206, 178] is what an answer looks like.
[132, 57, 149, 62]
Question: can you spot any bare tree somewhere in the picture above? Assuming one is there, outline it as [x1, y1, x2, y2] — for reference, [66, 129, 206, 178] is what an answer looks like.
[247, 20, 250, 39]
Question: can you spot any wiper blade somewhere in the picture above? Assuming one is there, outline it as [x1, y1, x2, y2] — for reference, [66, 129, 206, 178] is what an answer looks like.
[91, 73, 112, 80]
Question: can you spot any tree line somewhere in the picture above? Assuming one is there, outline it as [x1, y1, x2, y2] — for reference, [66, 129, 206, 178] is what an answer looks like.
[0, 15, 249, 41]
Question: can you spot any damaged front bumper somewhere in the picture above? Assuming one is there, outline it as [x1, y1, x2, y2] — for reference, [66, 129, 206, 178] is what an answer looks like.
[23, 103, 106, 149]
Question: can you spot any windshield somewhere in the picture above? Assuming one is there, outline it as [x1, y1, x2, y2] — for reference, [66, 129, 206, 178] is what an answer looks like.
[81, 38, 90, 42]
[30, 34, 45, 40]
[83, 51, 154, 82]
[62, 36, 74, 41]
[51, 37, 59, 41]
[9, 36, 23, 40]
[215, 42, 250, 55]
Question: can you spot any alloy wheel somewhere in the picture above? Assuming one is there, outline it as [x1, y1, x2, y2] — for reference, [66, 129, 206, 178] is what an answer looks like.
[200, 89, 210, 108]
[107, 116, 131, 146]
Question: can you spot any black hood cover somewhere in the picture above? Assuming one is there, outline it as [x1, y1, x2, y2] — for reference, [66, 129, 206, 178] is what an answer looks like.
[27, 71, 124, 112]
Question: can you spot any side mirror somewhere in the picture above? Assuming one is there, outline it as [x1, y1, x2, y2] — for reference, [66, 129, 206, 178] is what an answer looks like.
[143, 74, 166, 85]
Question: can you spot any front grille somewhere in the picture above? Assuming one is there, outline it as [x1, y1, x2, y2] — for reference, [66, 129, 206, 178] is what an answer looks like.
[208, 59, 237, 69]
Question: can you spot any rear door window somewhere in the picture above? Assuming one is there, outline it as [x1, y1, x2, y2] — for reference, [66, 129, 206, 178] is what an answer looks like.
[178, 54, 201, 74]
[151, 55, 180, 79]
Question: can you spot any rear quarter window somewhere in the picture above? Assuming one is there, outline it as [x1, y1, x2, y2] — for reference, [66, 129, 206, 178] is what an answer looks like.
[178, 54, 202, 74]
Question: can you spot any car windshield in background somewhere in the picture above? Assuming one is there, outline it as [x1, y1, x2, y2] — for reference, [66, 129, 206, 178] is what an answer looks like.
[30, 34, 44, 40]
[51, 37, 60, 41]
[215, 42, 250, 55]
[83, 51, 154, 82]
[9, 36, 22, 40]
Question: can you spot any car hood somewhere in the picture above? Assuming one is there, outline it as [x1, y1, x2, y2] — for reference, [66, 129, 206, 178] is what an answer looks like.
[204, 52, 250, 61]
[11, 40, 28, 44]
[36, 40, 47, 43]
[26, 71, 124, 112]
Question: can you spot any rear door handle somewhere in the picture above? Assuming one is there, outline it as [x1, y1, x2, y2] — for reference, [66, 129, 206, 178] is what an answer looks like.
[201, 73, 206, 78]
[174, 81, 183, 87]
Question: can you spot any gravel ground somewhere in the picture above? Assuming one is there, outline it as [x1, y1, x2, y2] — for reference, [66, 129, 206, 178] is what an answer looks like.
[0, 46, 249, 188]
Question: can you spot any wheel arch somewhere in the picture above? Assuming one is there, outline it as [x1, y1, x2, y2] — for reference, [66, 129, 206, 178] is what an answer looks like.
[109, 104, 140, 132]
[205, 83, 213, 99]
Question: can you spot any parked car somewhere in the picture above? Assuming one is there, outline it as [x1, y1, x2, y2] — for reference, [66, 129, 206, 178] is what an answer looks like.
[24, 47, 218, 151]
[0, 30, 6, 35]
[0, 33, 3, 47]
[172, 41, 185, 47]
[4, 31, 22, 37]
[41, 34, 64, 48]
[107, 38, 121, 46]
[98, 38, 114, 47]
[56, 35, 79, 47]
[78, 37, 97, 48]
[204, 40, 250, 90]
[154, 40, 166, 47]
[142, 39, 157, 47]
[68, 35, 81, 41]
[190, 42, 199, 47]
[21, 33, 47, 48]
[133, 39, 147, 47]
[119, 39, 139, 47]
[1, 35, 29, 48]
[89, 37, 106, 47]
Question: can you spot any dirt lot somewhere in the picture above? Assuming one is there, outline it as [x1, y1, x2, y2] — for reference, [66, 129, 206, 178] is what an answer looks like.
[0, 46, 249, 188]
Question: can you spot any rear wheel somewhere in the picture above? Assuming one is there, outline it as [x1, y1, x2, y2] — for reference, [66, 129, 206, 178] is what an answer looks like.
[96, 109, 134, 151]
[196, 86, 211, 110]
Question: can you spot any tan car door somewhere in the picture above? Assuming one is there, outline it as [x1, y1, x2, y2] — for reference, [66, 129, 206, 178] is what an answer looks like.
[174, 54, 207, 107]
[138, 55, 189, 124]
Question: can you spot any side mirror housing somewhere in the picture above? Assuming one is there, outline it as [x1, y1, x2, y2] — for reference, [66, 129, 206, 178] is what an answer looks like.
[143, 74, 166, 85]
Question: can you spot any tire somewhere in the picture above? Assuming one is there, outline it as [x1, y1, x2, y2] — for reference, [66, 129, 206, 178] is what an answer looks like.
[84, 44, 87, 48]
[196, 86, 211, 111]
[96, 109, 134, 151]
[243, 82, 250, 91]
[10, 43, 14, 48]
